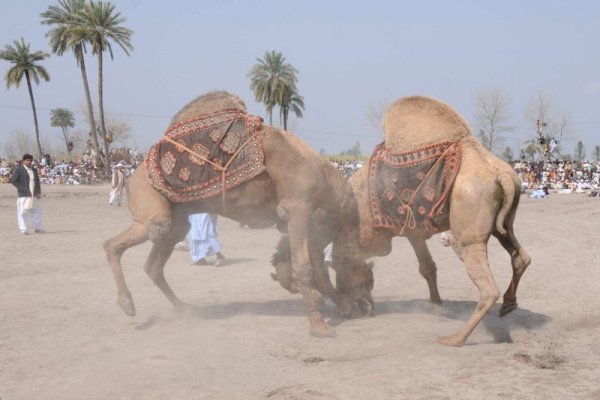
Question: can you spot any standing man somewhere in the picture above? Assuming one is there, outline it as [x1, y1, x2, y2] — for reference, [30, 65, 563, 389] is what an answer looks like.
[109, 163, 126, 206]
[188, 213, 226, 266]
[10, 153, 44, 235]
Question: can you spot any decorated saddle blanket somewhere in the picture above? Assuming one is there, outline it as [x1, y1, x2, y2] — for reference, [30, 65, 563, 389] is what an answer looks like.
[145, 110, 265, 203]
[368, 141, 462, 234]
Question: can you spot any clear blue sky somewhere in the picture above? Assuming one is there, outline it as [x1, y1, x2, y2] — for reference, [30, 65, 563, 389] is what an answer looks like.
[1, 0, 598, 157]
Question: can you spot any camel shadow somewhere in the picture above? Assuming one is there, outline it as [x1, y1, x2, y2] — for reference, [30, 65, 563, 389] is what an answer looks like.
[371, 298, 551, 344]
[134, 297, 548, 344]
[133, 297, 340, 330]
[189, 298, 320, 319]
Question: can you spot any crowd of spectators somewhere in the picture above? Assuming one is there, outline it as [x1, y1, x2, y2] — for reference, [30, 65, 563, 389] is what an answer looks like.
[0, 148, 140, 185]
[330, 159, 364, 178]
[3, 150, 600, 197]
[511, 159, 600, 193]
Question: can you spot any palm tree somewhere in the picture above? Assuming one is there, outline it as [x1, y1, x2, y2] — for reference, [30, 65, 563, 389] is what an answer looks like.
[247, 50, 298, 125]
[279, 86, 304, 131]
[41, 0, 103, 168]
[0, 38, 50, 158]
[50, 108, 76, 159]
[80, 0, 133, 176]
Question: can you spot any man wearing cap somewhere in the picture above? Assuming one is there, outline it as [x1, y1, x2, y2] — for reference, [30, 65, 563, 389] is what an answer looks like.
[10, 153, 44, 235]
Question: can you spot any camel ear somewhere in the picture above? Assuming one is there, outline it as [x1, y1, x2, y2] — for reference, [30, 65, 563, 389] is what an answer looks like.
[270, 272, 279, 282]
[366, 261, 374, 270]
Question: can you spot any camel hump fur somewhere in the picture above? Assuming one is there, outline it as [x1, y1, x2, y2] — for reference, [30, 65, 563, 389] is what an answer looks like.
[169, 90, 247, 128]
[383, 95, 471, 152]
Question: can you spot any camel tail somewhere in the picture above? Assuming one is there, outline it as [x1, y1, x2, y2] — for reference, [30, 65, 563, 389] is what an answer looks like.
[495, 171, 516, 236]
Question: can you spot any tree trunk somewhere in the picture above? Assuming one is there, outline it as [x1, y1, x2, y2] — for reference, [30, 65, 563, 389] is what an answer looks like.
[97, 47, 111, 178]
[61, 126, 72, 161]
[77, 47, 102, 171]
[283, 107, 288, 131]
[25, 71, 43, 158]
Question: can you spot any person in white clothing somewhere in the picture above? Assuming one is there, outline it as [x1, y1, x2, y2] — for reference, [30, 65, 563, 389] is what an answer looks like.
[109, 163, 126, 206]
[188, 213, 225, 266]
[10, 154, 44, 235]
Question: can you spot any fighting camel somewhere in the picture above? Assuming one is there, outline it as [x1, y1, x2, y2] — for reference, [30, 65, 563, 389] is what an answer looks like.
[103, 91, 361, 337]
[273, 96, 531, 346]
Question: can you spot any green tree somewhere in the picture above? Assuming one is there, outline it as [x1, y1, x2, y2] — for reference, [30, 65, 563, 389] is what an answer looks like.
[0, 38, 50, 158]
[248, 50, 298, 126]
[573, 140, 586, 161]
[592, 145, 600, 162]
[50, 108, 76, 159]
[41, 0, 103, 167]
[501, 146, 513, 162]
[279, 86, 304, 131]
[80, 0, 133, 176]
[340, 142, 362, 158]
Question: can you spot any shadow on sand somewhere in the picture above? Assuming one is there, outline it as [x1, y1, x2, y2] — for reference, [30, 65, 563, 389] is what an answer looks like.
[134, 296, 550, 344]
[373, 298, 551, 344]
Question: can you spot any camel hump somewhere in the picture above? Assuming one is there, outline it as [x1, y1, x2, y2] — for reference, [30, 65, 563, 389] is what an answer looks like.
[383, 96, 472, 153]
[169, 91, 247, 128]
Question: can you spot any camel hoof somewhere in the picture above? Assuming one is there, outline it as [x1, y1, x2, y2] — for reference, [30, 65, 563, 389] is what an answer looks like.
[308, 312, 335, 338]
[118, 294, 136, 317]
[309, 325, 336, 338]
[430, 296, 443, 305]
[436, 336, 465, 347]
[500, 301, 518, 317]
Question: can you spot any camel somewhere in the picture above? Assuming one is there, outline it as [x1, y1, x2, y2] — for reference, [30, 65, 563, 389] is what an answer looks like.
[103, 91, 360, 338]
[272, 96, 531, 347]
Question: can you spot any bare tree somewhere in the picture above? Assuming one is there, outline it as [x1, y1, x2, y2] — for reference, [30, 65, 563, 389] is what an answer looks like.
[524, 92, 573, 162]
[473, 88, 514, 154]
[365, 96, 390, 136]
[3, 130, 55, 160]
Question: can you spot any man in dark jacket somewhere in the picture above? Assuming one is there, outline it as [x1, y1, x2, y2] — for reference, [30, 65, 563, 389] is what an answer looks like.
[10, 153, 44, 235]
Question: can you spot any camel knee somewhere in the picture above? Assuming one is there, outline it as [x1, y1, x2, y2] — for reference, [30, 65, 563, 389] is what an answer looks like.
[478, 288, 500, 310]
[103, 238, 128, 258]
[513, 249, 531, 273]
[292, 263, 312, 286]
[419, 260, 437, 279]
[147, 217, 172, 243]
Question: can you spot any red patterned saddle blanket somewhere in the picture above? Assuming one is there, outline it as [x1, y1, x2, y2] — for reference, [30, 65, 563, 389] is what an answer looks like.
[145, 110, 265, 203]
[368, 141, 462, 234]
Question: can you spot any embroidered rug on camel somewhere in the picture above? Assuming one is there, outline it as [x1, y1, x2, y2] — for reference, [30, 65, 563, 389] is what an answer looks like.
[368, 141, 462, 234]
[145, 110, 265, 203]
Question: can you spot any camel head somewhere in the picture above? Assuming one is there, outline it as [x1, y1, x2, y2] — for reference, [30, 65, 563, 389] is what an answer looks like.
[332, 241, 375, 318]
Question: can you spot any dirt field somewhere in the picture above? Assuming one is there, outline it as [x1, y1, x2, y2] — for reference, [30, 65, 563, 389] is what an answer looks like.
[1, 183, 599, 399]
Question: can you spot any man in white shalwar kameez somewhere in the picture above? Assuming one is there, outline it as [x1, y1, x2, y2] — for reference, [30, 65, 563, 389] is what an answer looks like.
[10, 154, 44, 235]
[188, 213, 225, 265]
[109, 164, 126, 206]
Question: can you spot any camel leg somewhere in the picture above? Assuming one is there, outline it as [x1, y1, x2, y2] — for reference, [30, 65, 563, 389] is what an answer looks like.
[407, 235, 442, 304]
[309, 246, 340, 306]
[103, 221, 149, 316]
[493, 229, 532, 317]
[437, 242, 500, 347]
[143, 221, 191, 312]
[283, 200, 334, 338]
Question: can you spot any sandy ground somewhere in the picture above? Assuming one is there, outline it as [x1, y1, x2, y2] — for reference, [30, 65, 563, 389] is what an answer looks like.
[1, 182, 600, 400]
